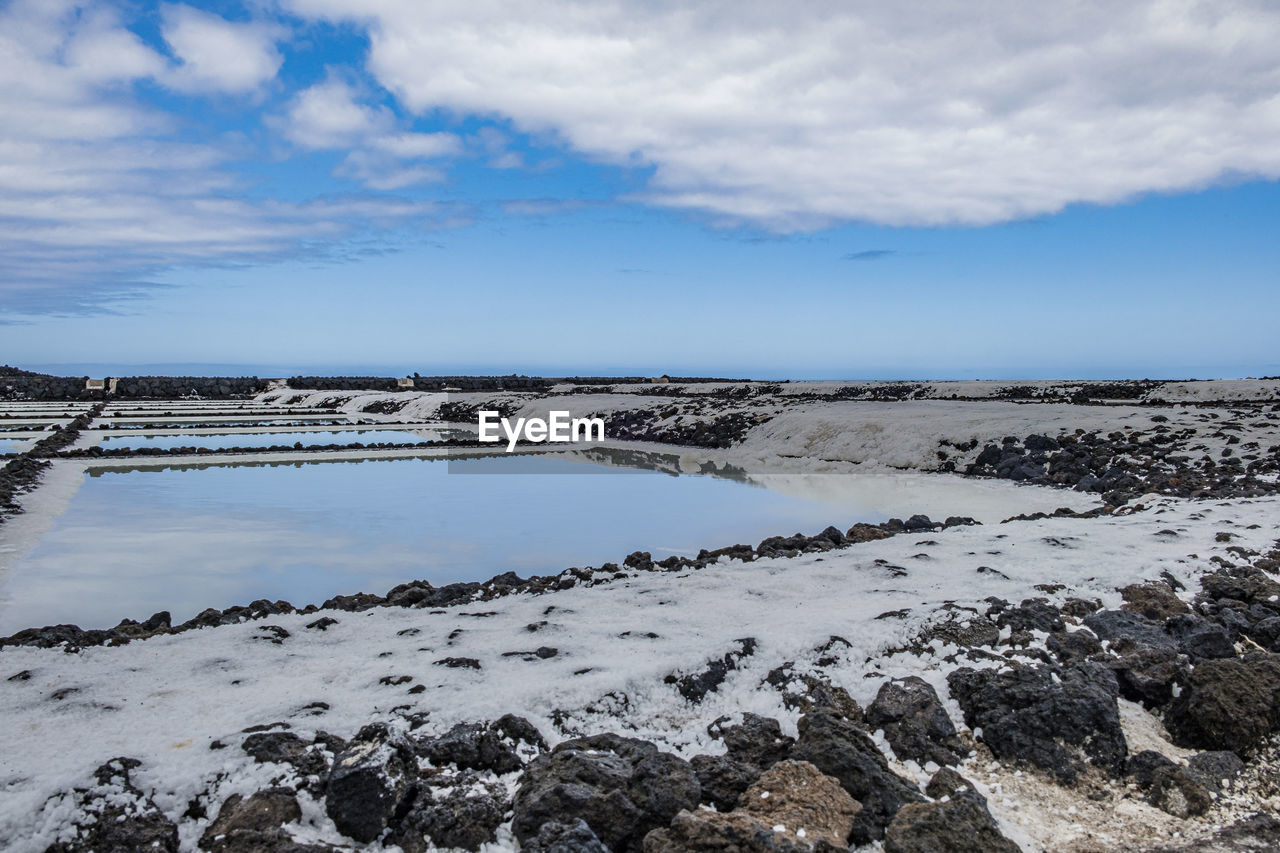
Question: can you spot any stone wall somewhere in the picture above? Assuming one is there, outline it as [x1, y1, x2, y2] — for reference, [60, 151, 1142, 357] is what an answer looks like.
[1, 375, 93, 400]
[110, 376, 266, 398]
[1, 372, 744, 400]
[288, 376, 556, 392]
[285, 375, 743, 392]
[285, 376, 405, 392]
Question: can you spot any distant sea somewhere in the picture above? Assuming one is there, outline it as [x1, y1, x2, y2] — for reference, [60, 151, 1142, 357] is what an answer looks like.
[19, 363, 1280, 381]
[22, 363, 424, 379]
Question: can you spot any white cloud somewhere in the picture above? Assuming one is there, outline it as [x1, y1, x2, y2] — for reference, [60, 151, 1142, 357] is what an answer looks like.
[280, 74, 461, 188]
[10, 0, 1280, 316]
[472, 126, 525, 169]
[283, 76, 392, 149]
[63, 8, 167, 84]
[336, 151, 445, 190]
[161, 3, 283, 95]
[373, 132, 461, 159]
[287, 0, 1280, 228]
[0, 0, 443, 315]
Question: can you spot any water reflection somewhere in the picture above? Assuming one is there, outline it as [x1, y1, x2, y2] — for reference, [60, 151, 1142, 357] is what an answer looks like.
[86, 448, 541, 475]
[99, 428, 464, 450]
[1, 453, 874, 632]
[106, 419, 353, 429]
[0, 448, 1097, 633]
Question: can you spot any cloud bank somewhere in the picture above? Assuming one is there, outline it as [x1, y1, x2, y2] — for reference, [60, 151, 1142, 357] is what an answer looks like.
[4, 0, 1280, 316]
[292, 0, 1280, 229]
[0, 0, 447, 316]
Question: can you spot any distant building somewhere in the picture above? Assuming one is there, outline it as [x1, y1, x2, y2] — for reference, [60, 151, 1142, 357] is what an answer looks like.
[85, 379, 105, 391]
[397, 377, 415, 389]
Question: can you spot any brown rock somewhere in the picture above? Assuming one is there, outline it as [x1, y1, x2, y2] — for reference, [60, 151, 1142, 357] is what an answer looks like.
[1148, 767, 1213, 819]
[846, 523, 894, 543]
[1121, 582, 1189, 621]
[199, 788, 305, 852]
[737, 760, 861, 847]
[644, 810, 827, 853]
[644, 761, 859, 853]
[1061, 597, 1103, 618]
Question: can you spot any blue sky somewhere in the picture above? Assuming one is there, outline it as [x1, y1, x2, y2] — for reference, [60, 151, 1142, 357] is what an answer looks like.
[2, 0, 1279, 379]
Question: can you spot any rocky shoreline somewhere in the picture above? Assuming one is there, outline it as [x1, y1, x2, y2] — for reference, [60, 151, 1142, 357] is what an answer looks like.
[0, 513, 981, 650]
[3, 380, 1280, 852]
[21, 537, 1280, 853]
[48, 435, 524, 460]
[0, 404, 101, 522]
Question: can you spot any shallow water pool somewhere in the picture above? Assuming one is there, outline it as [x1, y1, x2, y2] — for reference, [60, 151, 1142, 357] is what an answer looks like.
[99, 428, 463, 451]
[0, 452, 890, 631]
[107, 419, 352, 429]
[0, 446, 1099, 633]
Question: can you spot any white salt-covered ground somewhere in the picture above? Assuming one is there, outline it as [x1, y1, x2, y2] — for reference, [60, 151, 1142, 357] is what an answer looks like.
[100, 413, 356, 425]
[578, 445, 1101, 522]
[262, 382, 1280, 474]
[4, 383, 1280, 852]
[537, 378, 1280, 404]
[85, 423, 451, 438]
[1, 491, 1277, 851]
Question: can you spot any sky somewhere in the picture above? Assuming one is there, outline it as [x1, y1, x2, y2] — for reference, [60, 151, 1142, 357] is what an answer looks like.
[1, 0, 1278, 379]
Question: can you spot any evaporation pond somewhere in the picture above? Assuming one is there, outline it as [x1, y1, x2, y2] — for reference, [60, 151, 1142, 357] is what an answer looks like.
[99, 428, 464, 450]
[0, 454, 882, 632]
[109, 419, 348, 429]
